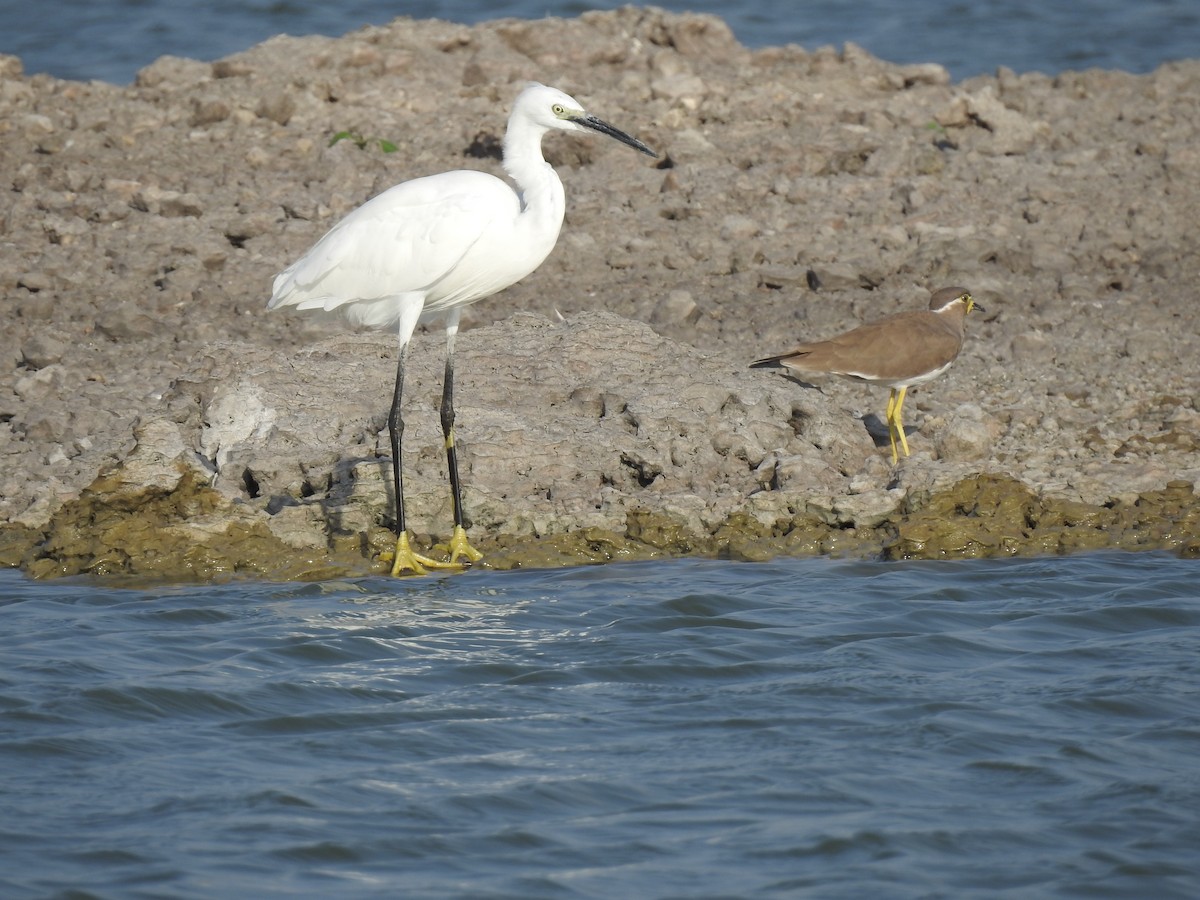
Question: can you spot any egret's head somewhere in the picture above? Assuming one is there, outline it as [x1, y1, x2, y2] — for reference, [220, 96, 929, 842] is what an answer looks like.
[514, 82, 657, 158]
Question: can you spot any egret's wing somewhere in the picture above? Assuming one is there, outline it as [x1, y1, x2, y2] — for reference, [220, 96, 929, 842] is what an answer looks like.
[269, 171, 515, 312]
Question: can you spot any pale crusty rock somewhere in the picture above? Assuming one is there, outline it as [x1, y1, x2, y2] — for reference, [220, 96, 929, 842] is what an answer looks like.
[149, 311, 866, 547]
[934, 403, 1002, 462]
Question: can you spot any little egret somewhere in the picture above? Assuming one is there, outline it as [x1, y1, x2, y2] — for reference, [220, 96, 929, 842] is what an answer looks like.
[269, 82, 657, 575]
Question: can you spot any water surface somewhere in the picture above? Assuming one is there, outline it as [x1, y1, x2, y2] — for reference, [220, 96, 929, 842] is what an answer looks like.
[2, 553, 1198, 897]
[2, 0, 1197, 83]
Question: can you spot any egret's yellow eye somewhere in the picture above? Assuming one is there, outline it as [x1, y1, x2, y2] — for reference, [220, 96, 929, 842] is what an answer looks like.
[552, 104, 566, 117]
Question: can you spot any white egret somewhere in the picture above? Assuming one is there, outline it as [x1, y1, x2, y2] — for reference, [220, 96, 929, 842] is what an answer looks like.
[269, 82, 657, 575]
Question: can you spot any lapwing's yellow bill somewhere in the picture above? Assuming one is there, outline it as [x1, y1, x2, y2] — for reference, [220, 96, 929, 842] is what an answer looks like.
[751, 287, 983, 464]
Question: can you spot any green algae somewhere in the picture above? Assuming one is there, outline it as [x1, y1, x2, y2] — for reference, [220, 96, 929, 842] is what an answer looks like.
[18, 466, 364, 582]
[7, 473, 1199, 583]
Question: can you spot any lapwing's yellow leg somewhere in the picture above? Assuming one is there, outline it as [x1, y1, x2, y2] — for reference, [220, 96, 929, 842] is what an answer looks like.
[885, 388, 899, 463]
[893, 387, 911, 459]
[885, 387, 911, 464]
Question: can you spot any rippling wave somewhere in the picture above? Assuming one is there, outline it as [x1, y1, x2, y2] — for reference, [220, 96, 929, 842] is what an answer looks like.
[2, 554, 1199, 897]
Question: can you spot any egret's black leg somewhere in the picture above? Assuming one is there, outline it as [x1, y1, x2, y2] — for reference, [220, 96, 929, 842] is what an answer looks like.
[385, 341, 458, 576]
[440, 348, 465, 529]
[439, 330, 482, 566]
[387, 346, 407, 536]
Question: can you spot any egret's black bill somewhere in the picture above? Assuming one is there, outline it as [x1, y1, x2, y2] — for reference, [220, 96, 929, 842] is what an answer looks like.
[578, 114, 658, 158]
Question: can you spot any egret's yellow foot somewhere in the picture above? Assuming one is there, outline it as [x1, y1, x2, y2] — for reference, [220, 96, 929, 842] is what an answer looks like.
[446, 525, 484, 567]
[386, 532, 464, 577]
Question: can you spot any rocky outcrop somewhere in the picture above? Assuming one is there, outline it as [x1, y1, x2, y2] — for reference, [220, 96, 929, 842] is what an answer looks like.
[2, 10, 1199, 579]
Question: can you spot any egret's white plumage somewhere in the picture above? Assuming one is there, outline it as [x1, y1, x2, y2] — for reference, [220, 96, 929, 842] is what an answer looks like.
[269, 82, 656, 575]
[270, 172, 536, 329]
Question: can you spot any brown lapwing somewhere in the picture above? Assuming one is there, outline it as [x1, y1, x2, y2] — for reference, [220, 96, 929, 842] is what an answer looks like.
[751, 287, 983, 463]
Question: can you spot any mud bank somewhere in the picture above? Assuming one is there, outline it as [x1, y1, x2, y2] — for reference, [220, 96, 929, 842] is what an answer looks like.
[2, 8, 1199, 580]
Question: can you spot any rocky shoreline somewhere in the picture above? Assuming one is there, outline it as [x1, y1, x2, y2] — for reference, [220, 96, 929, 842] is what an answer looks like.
[3, 8, 1199, 580]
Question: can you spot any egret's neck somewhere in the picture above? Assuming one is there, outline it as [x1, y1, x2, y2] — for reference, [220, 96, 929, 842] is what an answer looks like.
[502, 117, 566, 234]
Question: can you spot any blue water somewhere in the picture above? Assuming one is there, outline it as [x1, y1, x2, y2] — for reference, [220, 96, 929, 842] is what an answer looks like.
[2, 554, 1198, 897]
[2, 0, 1198, 84]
